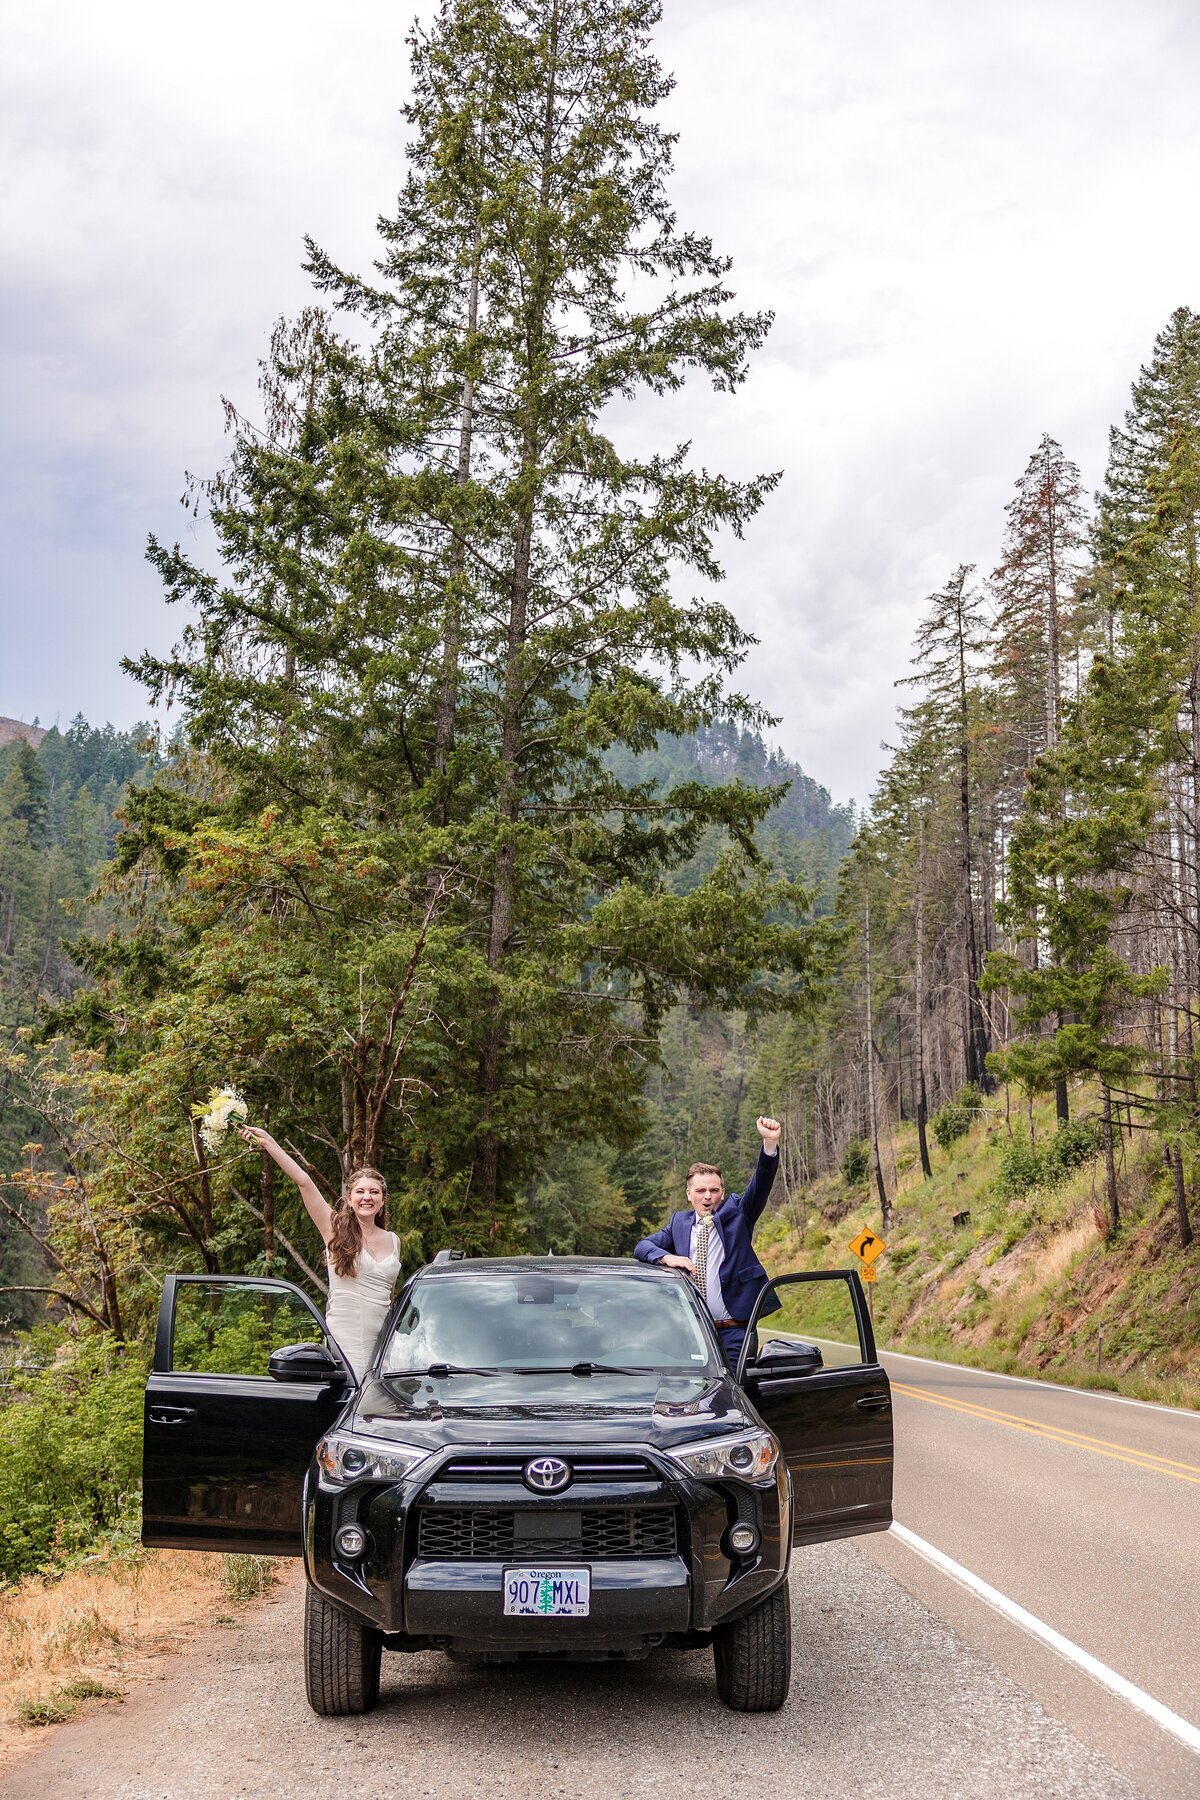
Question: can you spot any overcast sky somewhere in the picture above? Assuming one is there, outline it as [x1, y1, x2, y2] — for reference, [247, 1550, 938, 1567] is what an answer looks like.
[3, 0, 1198, 804]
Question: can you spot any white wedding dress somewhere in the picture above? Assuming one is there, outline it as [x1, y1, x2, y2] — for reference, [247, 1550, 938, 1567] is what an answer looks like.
[325, 1233, 401, 1380]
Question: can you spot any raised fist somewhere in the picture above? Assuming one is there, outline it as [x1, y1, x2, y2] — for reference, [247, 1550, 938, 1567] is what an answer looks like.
[756, 1115, 782, 1152]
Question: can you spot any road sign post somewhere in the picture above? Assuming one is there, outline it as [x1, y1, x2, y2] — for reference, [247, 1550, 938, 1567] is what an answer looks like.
[848, 1228, 886, 1327]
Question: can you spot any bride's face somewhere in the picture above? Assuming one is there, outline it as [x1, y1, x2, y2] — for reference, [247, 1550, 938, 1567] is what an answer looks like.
[348, 1175, 385, 1223]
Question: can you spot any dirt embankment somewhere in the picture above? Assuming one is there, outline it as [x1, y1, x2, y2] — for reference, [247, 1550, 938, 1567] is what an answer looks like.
[758, 1089, 1200, 1409]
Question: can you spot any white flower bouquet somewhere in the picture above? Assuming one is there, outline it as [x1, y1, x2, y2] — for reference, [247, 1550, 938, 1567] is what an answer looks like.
[191, 1085, 249, 1155]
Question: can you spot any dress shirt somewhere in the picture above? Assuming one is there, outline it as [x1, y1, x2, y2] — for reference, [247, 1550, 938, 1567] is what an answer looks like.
[690, 1213, 729, 1319]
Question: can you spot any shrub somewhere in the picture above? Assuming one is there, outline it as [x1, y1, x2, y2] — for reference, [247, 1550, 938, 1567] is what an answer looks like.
[1044, 1117, 1102, 1181]
[935, 1101, 978, 1144]
[222, 1554, 278, 1603]
[997, 1139, 1044, 1199]
[0, 1330, 148, 1584]
[18, 1697, 75, 1728]
[998, 1118, 1102, 1200]
[932, 1086, 982, 1151]
[841, 1140, 870, 1186]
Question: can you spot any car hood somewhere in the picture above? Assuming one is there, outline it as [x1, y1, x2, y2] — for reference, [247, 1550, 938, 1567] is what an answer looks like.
[345, 1369, 751, 1451]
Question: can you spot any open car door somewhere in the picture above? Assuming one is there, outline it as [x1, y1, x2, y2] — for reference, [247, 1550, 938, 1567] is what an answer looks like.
[736, 1270, 892, 1546]
[142, 1275, 353, 1556]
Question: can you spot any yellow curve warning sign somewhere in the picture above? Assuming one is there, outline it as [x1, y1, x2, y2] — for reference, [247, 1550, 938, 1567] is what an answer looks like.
[848, 1227, 886, 1266]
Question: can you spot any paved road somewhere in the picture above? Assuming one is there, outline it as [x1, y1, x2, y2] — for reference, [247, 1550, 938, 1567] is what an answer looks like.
[8, 1541, 1135, 1800]
[9, 1352, 1197, 1798]
[867, 1349, 1200, 1799]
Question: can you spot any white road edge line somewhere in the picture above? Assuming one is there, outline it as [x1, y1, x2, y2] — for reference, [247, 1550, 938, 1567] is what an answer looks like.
[880, 1346, 1200, 1420]
[890, 1522, 1200, 1755]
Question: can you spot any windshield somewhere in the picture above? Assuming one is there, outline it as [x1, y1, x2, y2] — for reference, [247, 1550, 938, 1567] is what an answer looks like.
[380, 1271, 714, 1375]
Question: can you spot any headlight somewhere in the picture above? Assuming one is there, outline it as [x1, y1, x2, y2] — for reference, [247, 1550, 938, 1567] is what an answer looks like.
[667, 1430, 778, 1482]
[315, 1431, 430, 1485]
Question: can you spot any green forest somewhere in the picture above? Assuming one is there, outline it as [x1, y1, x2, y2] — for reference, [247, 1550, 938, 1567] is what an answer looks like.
[2, 0, 1198, 1589]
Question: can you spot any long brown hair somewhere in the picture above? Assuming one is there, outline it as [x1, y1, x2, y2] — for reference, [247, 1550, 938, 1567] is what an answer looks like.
[328, 1166, 389, 1278]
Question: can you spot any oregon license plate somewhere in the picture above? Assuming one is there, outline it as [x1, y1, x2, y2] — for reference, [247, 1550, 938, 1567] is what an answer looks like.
[502, 1566, 591, 1617]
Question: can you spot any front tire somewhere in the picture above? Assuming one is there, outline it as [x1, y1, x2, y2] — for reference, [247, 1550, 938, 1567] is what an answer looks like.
[304, 1583, 382, 1716]
[713, 1580, 792, 1712]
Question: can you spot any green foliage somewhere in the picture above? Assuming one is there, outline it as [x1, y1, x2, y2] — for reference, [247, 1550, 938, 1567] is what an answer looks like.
[221, 1554, 278, 1603]
[840, 1140, 870, 1186]
[0, 719, 155, 1324]
[61, 1678, 121, 1700]
[42, 0, 826, 1298]
[932, 1085, 983, 1151]
[524, 1143, 636, 1256]
[18, 1696, 76, 1728]
[997, 1118, 1102, 1200]
[0, 1331, 147, 1583]
[170, 1284, 327, 1376]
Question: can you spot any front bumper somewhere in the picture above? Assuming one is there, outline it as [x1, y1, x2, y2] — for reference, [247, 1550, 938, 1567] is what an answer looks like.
[405, 1556, 689, 1652]
[304, 1445, 790, 1653]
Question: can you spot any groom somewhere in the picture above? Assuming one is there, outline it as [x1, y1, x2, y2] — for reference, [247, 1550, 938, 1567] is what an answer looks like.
[635, 1117, 782, 1369]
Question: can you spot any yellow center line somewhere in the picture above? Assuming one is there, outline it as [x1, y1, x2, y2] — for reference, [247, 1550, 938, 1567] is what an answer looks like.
[891, 1381, 1200, 1487]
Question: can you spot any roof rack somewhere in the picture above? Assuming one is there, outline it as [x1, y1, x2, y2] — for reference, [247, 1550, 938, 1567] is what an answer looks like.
[432, 1248, 465, 1264]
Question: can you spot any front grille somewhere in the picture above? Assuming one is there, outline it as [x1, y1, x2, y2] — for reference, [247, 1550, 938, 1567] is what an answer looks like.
[417, 1505, 680, 1560]
[437, 1454, 658, 1484]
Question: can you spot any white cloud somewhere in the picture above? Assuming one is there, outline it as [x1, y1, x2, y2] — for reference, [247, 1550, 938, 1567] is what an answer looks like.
[2, 0, 1198, 797]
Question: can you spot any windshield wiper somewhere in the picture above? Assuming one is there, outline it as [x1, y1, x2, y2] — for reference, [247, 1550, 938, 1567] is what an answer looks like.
[511, 1361, 652, 1377]
[388, 1363, 503, 1379]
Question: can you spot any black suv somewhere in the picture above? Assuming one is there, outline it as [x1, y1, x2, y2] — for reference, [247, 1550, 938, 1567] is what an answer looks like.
[143, 1257, 892, 1715]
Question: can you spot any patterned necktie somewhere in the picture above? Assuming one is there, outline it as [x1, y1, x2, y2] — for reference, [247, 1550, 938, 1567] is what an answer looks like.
[694, 1215, 712, 1304]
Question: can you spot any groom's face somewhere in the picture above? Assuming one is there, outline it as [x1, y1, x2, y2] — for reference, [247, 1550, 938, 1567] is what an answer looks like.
[687, 1171, 724, 1216]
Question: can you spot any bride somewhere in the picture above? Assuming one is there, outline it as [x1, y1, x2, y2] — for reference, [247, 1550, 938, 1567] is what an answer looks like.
[240, 1127, 400, 1381]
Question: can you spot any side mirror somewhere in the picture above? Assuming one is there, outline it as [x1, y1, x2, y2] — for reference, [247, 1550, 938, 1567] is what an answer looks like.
[268, 1341, 348, 1384]
[744, 1338, 824, 1384]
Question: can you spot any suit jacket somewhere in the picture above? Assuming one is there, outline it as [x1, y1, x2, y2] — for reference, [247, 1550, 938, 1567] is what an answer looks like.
[634, 1148, 780, 1323]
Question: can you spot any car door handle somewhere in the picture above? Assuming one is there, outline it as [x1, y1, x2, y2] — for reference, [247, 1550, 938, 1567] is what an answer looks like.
[149, 1404, 197, 1425]
[855, 1392, 891, 1412]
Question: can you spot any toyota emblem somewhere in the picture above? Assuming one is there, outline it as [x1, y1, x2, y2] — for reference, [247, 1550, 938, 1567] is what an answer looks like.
[523, 1455, 572, 1494]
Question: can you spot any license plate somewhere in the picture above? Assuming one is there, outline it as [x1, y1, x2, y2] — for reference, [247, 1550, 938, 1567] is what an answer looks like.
[502, 1566, 591, 1617]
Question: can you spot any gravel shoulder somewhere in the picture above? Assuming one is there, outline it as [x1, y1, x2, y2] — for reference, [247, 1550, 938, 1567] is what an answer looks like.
[7, 1542, 1139, 1800]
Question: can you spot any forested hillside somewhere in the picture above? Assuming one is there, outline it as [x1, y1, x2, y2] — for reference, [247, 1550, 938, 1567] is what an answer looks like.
[0, 715, 839, 1313]
[744, 310, 1200, 1376]
[0, 721, 153, 1322]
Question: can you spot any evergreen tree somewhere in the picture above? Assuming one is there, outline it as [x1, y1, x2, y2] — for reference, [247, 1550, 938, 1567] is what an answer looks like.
[904, 566, 993, 1090]
[70, 0, 821, 1285]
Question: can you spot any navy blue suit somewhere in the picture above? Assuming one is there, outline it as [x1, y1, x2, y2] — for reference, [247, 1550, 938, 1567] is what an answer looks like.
[635, 1149, 780, 1367]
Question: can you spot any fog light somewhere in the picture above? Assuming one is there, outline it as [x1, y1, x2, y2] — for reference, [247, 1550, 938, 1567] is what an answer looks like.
[728, 1523, 759, 1555]
[335, 1524, 367, 1559]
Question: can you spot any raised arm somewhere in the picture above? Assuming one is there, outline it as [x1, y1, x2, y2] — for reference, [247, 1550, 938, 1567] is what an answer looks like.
[240, 1127, 335, 1246]
[736, 1116, 782, 1228]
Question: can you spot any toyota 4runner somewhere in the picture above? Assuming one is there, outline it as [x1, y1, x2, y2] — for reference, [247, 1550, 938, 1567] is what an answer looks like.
[142, 1257, 892, 1714]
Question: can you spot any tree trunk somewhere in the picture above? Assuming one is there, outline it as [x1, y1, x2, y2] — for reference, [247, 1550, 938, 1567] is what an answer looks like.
[1101, 1084, 1120, 1234]
[261, 1137, 276, 1269]
[956, 600, 991, 1089]
[864, 882, 890, 1234]
[433, 214, 483, 787]
[915, 811, 933, 1179]
[1170, 1145, 1193, 1248]
[475, 4, 561, 1219]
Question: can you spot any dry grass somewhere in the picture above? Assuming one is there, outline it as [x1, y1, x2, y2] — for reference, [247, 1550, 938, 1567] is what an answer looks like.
[0, 1549, 279, 1768]
[1033, 1213, 1102, 1286]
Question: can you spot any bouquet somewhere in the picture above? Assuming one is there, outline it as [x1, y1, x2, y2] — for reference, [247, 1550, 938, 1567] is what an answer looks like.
[191, 1085, 249, 1155]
